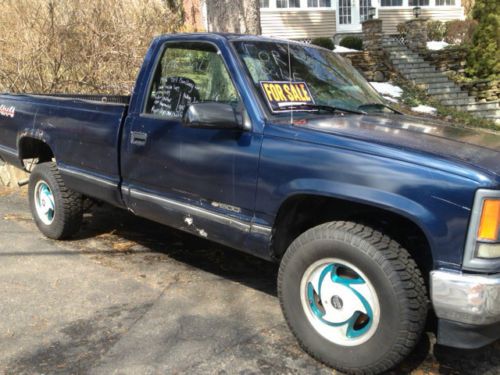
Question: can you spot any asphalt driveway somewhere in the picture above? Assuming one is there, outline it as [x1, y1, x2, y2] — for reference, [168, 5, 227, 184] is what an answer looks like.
[0, 187, 498, 375]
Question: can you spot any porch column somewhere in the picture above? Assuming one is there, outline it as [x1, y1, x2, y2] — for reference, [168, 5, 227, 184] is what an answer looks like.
[405, 18, 428, 52]
[362, 19, 386, 81]
[362, 19, 383, 53]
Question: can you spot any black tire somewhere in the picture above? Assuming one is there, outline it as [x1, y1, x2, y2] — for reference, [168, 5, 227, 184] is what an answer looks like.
[28, 162, 83, 239]
[278, 221, 428, 375]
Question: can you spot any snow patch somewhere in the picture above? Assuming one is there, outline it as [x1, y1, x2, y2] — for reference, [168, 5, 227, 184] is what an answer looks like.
[333, 45, 359, 53]
[411, 105, 437, 115]
[426, 41, 450, 51]
[369, 82, 403, 99]
[383, 96, 399, 103]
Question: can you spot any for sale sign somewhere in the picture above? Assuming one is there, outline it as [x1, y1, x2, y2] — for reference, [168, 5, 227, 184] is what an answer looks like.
[260, 81, 315, 113]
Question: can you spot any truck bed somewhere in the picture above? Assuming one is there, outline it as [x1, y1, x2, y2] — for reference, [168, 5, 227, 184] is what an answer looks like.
[0, 92, 129, 206]
[19, 93, 131, 105]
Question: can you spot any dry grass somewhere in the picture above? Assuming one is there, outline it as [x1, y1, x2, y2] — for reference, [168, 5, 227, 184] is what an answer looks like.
[0, 0, 185, 95]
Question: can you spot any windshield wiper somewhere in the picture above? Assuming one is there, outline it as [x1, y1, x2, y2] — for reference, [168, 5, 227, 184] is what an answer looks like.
[279, 103, 366, 115]
[357, 103, 402, 114]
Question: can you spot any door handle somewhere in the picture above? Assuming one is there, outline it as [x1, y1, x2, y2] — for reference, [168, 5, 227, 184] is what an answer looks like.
[130, 131, 148, 146]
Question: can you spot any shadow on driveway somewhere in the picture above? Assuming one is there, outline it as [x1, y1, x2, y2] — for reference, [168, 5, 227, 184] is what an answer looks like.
[3, 198, 499, 374]
[76, 203, 500, 375]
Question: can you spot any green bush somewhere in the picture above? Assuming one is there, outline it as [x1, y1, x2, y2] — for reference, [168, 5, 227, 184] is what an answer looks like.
[466, 0, 500, 79]
[427, 21, 446, 41]
[339, 36, 363, 51]
[444, 20, 477, 45]
[311, 37, 334, 50]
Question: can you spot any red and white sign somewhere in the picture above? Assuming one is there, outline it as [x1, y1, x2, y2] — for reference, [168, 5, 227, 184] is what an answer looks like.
[0, 105, 15, 118]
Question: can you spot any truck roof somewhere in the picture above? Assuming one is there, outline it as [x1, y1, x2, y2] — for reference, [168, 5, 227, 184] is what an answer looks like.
[155, 32, 311, 46]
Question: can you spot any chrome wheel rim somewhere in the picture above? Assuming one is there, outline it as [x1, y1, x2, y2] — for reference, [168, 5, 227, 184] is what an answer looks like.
[300, 258, 380, 347]
[34, 180, 55, 225]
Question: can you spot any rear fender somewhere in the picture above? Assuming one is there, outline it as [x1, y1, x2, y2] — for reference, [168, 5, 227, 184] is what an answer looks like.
[17, 129, 56, 167]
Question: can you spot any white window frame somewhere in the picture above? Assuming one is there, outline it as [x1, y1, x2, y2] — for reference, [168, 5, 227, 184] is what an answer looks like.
[275, 0, 301, 8]
[260, 0, 335, 11]
[307, 0, 333, 8]
[435, 0, 457, 6]
[376, 0, 461, 8]
[379, 0, 404, 7]
[338, 0, 353, 24]
[359, 0, 374, 21]
[408, 0, 431, 6]
[260, 0, 270, 8]
[259, 0, 461, 11]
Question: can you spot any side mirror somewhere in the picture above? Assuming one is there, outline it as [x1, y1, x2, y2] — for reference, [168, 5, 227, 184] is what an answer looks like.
[182, 102, 244, 130]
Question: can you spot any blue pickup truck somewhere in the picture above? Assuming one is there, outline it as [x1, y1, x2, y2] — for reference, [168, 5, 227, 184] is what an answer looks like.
[0, 33, 499, 374]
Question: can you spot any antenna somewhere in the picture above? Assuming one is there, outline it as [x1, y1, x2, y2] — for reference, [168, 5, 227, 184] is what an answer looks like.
[287, 39, 293, 123]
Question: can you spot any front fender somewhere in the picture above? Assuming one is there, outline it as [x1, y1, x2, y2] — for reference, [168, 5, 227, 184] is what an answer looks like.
[277, 177, 441, 245]
[256, 136, 481, 270]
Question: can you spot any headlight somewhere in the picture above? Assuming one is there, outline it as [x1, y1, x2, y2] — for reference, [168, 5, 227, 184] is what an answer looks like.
[463, 190, 500, 271]
[476, 199, 500, 258]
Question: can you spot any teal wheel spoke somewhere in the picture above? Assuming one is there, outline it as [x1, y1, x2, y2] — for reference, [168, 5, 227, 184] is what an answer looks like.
[301, 258, 380, 346]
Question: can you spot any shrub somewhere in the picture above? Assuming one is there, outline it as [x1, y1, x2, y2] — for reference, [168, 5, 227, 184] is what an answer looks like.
[466, 0, 500, 79]
[339, 36, 363, 51]
[0, 0, 184, 95]
[444, 20, 478, 45]
[311, 37, 335, 50]
[427, 21, 446, 41]
[396, 22, 407, 38]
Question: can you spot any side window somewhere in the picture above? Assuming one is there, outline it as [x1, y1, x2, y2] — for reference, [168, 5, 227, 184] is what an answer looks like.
[146, 42, 240, 118]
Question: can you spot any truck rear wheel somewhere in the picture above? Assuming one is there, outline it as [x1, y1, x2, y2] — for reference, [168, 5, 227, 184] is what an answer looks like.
[28, 162, 83, 239]
[278, 221, 428, 374]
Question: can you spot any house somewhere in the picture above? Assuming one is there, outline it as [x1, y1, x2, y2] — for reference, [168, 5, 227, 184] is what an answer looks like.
[184, 0, 465, 39]
[259, 0, 465, 39]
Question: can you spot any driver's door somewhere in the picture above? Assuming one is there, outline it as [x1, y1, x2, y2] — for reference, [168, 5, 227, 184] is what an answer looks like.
[121, 41, 263, 248]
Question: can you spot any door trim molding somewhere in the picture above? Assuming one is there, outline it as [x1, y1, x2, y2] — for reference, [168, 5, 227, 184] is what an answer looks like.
[58, 165, 118, 188]
[127, 187, 272, 235]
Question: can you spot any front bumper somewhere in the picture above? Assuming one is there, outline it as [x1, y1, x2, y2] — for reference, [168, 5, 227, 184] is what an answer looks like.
[431, 270, 500, 348]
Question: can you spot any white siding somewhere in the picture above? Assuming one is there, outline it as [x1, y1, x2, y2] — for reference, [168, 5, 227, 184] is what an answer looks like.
[261, 10, 336, 39]
[379, 7, 465, 34]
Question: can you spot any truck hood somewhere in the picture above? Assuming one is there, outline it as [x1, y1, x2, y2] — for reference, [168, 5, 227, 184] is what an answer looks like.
[287, 114, 500, 177]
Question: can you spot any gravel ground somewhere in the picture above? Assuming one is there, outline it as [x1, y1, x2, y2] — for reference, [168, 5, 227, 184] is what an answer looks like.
[0, 186, 498, 375]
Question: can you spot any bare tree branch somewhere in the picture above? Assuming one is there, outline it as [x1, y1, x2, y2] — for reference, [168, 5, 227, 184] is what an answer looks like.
[0, 0, 185, 95]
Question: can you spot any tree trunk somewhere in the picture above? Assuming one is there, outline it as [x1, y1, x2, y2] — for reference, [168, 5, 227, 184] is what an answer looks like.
[205, 0, 261, 35]
[462, 0, 475, 17]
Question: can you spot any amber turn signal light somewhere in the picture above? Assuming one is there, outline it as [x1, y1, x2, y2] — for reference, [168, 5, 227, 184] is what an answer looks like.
[477, 199, 500, 242]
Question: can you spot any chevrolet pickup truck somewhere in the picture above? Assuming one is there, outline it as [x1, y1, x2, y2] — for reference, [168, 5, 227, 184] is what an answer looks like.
[0, 33, 499, 374]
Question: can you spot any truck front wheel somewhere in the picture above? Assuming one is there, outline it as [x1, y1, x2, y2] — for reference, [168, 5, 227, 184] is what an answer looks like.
[278, 221, 428, 374]
[28, 162, 83, 240]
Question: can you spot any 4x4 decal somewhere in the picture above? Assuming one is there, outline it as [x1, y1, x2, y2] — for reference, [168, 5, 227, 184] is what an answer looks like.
[0, 105, 15, 118]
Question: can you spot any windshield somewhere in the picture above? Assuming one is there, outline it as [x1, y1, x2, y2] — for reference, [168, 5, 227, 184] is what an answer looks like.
[233, 40, 385, 115]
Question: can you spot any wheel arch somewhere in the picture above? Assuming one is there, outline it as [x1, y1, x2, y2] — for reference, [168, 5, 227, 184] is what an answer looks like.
[271, 192, 435, 283]
[17, 136, 55, 164]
